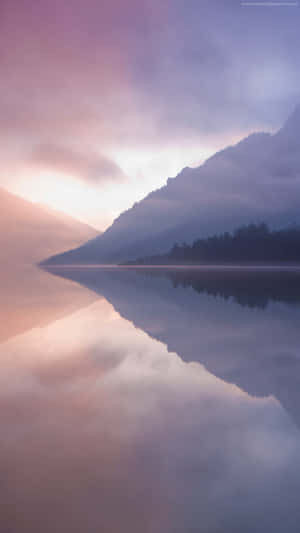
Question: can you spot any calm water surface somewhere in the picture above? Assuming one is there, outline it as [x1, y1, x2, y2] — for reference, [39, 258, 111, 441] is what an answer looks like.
[2, 266, 300, 532]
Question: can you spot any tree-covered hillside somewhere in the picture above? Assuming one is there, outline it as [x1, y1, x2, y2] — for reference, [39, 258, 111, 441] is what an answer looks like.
[126, 224, 300, 264]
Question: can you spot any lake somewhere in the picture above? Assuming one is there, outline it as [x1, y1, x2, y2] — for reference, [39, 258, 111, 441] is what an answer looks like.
[1, 265, 300, 532]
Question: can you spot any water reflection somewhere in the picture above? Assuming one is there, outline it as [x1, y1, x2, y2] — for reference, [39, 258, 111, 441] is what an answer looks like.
[0, 265, 97, 343]
[48, 267, 300, 428]
[1, 266, 300, 532]
[48, 265, 300, 309]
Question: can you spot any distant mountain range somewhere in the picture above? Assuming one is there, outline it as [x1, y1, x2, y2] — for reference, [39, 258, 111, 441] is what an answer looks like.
[44, 104, 300, 265]
[0, 187, 98, 264]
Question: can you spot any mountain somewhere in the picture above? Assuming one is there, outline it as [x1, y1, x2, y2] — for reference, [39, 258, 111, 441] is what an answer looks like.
[44, 104, 300, 265]
[0, 187, 98, 264]
[0, 187, 98, 342]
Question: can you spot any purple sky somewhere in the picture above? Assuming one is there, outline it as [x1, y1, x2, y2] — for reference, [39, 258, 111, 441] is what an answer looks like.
[1, 0, 300, 228]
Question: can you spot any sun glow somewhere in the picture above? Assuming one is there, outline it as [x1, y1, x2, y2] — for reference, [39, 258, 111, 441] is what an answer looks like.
[9, 142, 218, 231]
[14, 171, 106, 229]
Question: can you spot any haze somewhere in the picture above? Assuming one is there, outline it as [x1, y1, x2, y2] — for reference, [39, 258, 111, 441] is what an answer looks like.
[1, 0, 300, 229]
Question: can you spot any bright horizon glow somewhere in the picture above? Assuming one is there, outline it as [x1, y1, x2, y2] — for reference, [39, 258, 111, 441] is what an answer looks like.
[7, 142, 220, 231]
[1, 0, 300, 235]
[14, 172, 105, 230]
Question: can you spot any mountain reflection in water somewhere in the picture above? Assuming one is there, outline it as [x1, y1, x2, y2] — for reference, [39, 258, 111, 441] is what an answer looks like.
[1, 265, 300, 532]
[47, 266, 300, 428]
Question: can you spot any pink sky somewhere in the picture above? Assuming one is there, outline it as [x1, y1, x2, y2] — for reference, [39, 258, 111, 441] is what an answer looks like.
[1, 0, 299, 229]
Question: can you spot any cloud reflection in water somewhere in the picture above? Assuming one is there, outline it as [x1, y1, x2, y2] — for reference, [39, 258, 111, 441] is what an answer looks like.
[1, 285, 300, 532]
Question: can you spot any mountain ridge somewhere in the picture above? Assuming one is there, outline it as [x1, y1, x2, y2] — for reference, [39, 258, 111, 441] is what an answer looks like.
[43, 105, 300, 265]
[0, 187, 98, 264]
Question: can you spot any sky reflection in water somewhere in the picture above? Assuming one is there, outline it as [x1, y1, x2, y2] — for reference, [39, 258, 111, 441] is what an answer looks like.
[1, 267, 300, 532]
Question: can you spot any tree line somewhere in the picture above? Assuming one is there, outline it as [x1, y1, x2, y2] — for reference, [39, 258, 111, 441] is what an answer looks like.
[169, 223, 300, 263]
[125, 223, 300, 264]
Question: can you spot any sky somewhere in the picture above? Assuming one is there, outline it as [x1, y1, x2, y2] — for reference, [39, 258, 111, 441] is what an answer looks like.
[1, 0, 300, 230]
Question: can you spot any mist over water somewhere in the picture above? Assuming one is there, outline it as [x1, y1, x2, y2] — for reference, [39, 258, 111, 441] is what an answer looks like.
[2, 266, 300, 532]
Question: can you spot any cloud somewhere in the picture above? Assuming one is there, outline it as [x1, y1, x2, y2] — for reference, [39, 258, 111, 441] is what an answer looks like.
[1, 0, 300, 227]
[1, 0, 300, 151]
[30, 144, 125, 184]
